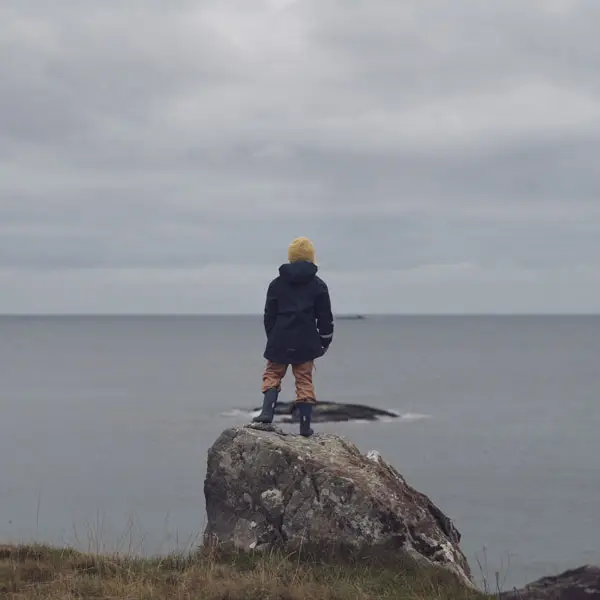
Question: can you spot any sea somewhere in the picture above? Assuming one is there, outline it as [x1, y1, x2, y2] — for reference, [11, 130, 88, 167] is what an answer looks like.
[0, 315, 598, 590]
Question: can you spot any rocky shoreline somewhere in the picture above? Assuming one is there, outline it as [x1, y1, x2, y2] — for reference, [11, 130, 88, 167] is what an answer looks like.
[204, 424, 600, 600]
[1, 424, 596, 599]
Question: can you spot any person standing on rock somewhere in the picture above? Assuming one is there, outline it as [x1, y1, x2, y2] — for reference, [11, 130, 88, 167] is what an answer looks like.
[253, 237, 334, 436]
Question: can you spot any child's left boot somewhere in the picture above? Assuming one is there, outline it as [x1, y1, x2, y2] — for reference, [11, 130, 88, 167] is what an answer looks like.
[297, 401, 314, 437]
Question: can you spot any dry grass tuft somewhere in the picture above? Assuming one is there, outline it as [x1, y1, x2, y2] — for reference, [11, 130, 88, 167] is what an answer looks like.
[0, 543, 488, 599]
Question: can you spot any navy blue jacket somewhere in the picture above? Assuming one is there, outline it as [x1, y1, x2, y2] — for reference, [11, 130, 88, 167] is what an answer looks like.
[263, 261, 334, 365]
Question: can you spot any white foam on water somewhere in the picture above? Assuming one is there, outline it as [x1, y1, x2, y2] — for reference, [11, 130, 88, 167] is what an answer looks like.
[220, 408, 261, 418]
[398, 412, 432, 422]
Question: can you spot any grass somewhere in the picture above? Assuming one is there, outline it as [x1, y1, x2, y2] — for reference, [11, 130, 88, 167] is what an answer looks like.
[0, 543, 489, 600]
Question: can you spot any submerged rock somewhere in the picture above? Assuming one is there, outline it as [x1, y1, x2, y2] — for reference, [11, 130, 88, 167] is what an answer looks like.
[203, 424, 473, 587]
[251, 400, 399, 422]
[501, 566, 600, 599]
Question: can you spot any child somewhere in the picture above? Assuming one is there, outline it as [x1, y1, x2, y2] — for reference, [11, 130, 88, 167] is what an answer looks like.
[253, 237, 334, 436]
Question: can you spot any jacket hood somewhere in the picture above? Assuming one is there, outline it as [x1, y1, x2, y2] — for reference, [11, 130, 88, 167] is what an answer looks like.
[279, 261, 318, 284]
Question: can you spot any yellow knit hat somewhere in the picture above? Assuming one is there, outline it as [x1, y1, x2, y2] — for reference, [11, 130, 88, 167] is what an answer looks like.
[288, 237, 315, 263]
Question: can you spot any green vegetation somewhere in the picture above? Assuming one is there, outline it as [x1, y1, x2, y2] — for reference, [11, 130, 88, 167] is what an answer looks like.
[0, 543, 488, 599]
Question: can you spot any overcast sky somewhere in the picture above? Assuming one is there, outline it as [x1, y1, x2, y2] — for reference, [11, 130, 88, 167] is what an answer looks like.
[1, 0, 599, 314]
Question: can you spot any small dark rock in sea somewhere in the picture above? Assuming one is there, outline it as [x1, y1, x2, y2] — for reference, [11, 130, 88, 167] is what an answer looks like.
[252, 400, 399, 423]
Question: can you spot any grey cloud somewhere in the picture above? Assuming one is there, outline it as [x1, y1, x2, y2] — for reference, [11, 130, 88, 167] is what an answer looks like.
[1, 0, 599, 311]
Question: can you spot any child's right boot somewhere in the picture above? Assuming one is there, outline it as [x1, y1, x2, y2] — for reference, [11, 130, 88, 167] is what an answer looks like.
[252, 388, 279, 424]
[297, 402, 314, 437]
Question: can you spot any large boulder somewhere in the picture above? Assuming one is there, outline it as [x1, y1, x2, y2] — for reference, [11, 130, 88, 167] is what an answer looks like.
[501, 566, 600, 599]
[203, 424, 473, 587]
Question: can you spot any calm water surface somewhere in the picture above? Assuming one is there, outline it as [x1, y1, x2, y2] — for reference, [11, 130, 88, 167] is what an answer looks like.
[0, 315, 599, 589]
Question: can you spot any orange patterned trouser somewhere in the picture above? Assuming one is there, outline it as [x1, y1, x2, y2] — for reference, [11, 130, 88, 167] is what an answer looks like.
[261, 361, 316, 403]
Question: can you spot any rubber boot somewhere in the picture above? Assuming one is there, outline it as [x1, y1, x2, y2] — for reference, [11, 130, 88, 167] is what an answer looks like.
[297, 402, 314, 437]
[252, 388, 279, 424]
